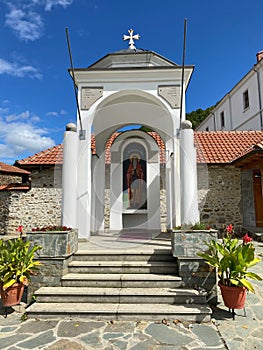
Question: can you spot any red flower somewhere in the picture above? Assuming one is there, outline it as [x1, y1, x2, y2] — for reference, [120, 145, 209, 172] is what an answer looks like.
[17, 225, 23, 232]
[225, 224, 234, 234]
[242, 233, 252, 244]
[17, 225, 23, 237]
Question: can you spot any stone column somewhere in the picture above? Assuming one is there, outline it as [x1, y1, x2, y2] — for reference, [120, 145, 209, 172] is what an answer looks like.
[180, 120, 200, 225]
[62, 123, 78, 228]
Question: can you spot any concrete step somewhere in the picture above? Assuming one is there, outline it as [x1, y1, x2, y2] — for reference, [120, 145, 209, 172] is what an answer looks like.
[67, 261, 177, 274]
[61, 273, 183, 288]
[26, 302, 212, 322]
[35, 286, 207, 304]
[73, 249, 174, 262]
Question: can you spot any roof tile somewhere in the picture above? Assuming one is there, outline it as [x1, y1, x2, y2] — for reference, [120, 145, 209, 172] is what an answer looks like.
[0, 183, 30, 191]
[0, 162, 30, 174]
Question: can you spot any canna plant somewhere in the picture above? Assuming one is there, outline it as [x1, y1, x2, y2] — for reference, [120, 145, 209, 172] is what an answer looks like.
[0, 237, 42, 290]
[198, 224, 262, 293]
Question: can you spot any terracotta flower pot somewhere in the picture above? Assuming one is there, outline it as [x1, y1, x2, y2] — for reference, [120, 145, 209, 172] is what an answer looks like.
[219, 282, 246, 309]
[0, 283, 25, 307]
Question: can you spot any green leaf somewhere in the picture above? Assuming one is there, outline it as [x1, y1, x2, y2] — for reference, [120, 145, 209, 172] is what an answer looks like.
[3, 278, 16, 290]
[237, 278, 255, 293]
[245, 272, 262, 281]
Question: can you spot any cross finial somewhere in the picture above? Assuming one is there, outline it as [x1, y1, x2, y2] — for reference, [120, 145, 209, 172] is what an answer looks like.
[123, 29, 140, 50]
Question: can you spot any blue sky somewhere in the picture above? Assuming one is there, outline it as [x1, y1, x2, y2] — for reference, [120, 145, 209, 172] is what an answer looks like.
[0, 0, 263, 164]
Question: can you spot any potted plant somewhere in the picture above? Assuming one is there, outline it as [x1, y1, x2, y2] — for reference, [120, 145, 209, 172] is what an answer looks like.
[0, 236, 42, 307]
[198, 224, 262, 311]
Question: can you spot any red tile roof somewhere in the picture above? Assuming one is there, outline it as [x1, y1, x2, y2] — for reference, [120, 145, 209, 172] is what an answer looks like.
[15, 130, 263, 167]
[0, 162, 30, 174]
[0, 183, 31, 191]
[17, 144, 63, 166]
[195, 130, 263, 164]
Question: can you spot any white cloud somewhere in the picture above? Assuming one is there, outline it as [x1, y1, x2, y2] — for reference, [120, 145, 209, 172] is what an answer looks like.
[5, 8, 44, 42]
[5, 110, 42, 123]
[0, 58, 42, 79]
[5, 111, 30, 122]
[47, 109, 68, 117]
[0, 110, 55, 160]
[47, 111, 58, 117]
[45, 0, 73, 11]
[4, 0, 74, 41]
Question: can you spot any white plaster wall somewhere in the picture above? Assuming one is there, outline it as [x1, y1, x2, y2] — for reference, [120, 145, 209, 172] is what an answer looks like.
[197, 63, 263, 131]
[230, 74, 260, 130]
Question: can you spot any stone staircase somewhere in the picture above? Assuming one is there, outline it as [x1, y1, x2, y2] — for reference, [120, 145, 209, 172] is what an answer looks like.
[26, 248, 212, 322]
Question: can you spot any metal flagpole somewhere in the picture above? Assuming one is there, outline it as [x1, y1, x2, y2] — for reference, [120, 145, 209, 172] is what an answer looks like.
[65, 27, 85, 139]
[179, 18, 187, 126]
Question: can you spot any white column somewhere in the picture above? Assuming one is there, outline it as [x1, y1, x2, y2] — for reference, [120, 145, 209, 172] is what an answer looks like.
[180, 120, 200, 225]
[62, 123, 78, 228]
[76, 127, 92, 239]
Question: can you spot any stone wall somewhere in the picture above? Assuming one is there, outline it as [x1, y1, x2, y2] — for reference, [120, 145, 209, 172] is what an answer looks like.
[0, 174, 21, 185]
[0, 167, 62, 236]
[241, 170, 256, 227]
[0, 191, 10, 235]
[160, 166, 167, 232]
[198, 165, 243, 231]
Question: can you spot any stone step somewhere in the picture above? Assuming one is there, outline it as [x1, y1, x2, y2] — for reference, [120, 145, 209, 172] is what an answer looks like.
[61, 273, 183, 288]
[73, 249, 174, 262]
[67, 261, 177, 274]
[35, 286, 207, 304]
[26, 302, 212, 322]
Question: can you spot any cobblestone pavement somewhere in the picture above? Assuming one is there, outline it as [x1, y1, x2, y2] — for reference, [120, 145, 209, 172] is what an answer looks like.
[0, 242, 263, 350]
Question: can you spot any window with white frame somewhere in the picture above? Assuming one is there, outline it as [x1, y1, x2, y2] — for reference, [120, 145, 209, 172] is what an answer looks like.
[243, 90, 249, 110]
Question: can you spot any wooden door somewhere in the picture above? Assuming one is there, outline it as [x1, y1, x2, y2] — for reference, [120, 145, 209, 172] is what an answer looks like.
[253, 170, 263, 227]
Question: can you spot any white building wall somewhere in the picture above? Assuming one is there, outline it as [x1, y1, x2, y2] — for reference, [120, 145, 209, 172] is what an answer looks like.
[197, 56, 263, 131]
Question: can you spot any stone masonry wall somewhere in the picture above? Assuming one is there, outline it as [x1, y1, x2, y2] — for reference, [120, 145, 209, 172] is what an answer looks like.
[241, 170, 255, 227]
[0, 167, 62, 236]
[198, 165, 243, 231]
[0, 191, 10, 234]
[0, 174, 21, 185]
[160, 166, 167, 232]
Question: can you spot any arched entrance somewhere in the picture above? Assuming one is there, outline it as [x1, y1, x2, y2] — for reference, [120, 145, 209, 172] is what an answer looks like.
[109, 130, 160, 232]
[62, 47, 199, 239]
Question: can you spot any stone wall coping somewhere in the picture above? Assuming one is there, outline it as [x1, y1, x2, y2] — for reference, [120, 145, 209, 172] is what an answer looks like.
[27, 230, 75, 235]
[177, 256, 205, 261]
[172, 229, 218, 234]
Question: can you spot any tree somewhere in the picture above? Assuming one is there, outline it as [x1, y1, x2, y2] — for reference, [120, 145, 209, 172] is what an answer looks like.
[186, 106, 214, 129]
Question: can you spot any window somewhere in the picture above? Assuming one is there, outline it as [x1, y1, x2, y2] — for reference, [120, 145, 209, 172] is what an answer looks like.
[205, 127, 209, 131]
[220, 111, 225, 128]
[243, 90, 249, 110]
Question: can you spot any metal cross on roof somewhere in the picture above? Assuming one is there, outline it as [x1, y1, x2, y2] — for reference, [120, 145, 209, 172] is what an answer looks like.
[123, 29, 140, 50]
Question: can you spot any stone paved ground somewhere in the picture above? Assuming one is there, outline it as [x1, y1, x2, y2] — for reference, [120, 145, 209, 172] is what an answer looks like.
[0, 242, 263, 350]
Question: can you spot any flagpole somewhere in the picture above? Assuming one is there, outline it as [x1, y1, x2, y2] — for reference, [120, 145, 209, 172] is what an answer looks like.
[179, 18, 187, 125]
[65, 27, 85, 139]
